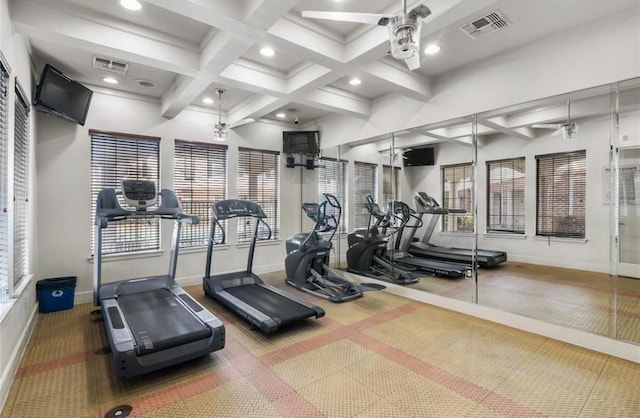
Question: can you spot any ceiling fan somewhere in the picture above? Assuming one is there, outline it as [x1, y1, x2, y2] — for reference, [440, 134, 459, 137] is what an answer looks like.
[212, 88, 254, 141]
[301, 0, 432, 71]
[532, 101, 578, 140]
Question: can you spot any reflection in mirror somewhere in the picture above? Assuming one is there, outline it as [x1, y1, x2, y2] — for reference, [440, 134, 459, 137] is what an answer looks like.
[387, 118, 478, 303]
[613, 78, 640, 344]
[473, 81, 640, 338]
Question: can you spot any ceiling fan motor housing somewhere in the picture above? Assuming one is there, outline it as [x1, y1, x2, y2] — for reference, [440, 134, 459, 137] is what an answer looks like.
[388, 15, 420, 59]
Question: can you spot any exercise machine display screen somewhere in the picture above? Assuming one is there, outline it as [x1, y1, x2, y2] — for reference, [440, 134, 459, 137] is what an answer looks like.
[212, 199, 267, 220]
[122, 180, 157, 209]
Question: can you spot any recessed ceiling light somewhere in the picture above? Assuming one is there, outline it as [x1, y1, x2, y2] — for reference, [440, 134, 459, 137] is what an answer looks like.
[424, 44, 441, 55]
[103, 77, 118, 84]
[136, 79, 157, 88]
[276, 112, 286, 118]
[118, 0, 142, 11]
[260, 47, 275, 57]
[202, 97, 214, 104]
[349, 78, 362, 86]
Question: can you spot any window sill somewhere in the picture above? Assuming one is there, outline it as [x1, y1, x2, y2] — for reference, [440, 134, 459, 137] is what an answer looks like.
[533, 236, 589, 244]
[236, 240, 282, 249]
[0, 298, 16, 323]
[440, 232, 475, 238]
[87, 249, 164, 263]
[0, 274, 34, 323]
[180, 244, 230, 254]
[484, 233, 527, 240]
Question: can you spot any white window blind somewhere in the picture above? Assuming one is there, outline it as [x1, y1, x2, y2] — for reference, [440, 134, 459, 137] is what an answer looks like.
[318, 158, 347, 234]
[487, 158, 525, 234]
[90, 130, 160, 255]
[442, 163, 474, 233]
[353, 161, 377, 229]
[237, 147, 280, 242]
[0, 64, 8, 292]
[13, 85, 29, 286]
[382, 165, 401, 205]
[174, 140, 227, 248]
[536, 150, 586, 238]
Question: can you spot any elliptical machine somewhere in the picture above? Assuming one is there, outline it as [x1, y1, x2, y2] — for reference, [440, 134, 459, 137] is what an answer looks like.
[346, 195, 419, 285]
[285, 193, 385, 303]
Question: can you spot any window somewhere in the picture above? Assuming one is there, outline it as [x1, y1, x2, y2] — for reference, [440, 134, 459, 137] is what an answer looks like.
[174, 140, 227, 248]
[442, 163, 474, 233]
[353, 161, 377, 229]
[382, 165, 401, 205]
[0, 64, 8, 293]
[536, 150, 586, 238]
[318, 158, 347, 234]
[237, 147, 280, 242]
[13, 85, 29, 286]
[487, 158, 525, 234]
[90, 130, 160, 255]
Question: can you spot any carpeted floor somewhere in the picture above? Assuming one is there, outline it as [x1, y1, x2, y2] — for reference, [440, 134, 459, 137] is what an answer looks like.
[2, 269, 640, 417]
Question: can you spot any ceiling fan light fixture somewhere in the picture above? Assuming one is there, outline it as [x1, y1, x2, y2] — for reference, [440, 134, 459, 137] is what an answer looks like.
[213, 127, 227, 141]
[388, 15, 420, 60]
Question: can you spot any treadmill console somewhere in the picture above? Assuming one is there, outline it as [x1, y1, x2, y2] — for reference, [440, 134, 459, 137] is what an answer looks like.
[122, 180, 157, 210]
[212, 199, 267, 220]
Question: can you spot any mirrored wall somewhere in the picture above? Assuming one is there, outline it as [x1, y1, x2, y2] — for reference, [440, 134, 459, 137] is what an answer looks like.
[333, 77, 640, 345]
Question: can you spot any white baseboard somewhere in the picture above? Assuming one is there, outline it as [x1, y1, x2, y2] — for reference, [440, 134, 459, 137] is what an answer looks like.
[0, 304, 38, 412]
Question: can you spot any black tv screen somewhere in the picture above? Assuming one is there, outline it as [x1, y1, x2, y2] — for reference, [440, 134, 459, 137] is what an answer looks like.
[33, 64, 93, 126]
[403, 147, 435, 167]
[283, 131, 320, 155]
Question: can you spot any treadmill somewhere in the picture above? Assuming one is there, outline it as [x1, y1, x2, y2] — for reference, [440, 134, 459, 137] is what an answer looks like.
[94, 180, 225, 380]
[409, 192, 507, 268]
[203, 199, 324, 333]
[387, 200, 469, 279]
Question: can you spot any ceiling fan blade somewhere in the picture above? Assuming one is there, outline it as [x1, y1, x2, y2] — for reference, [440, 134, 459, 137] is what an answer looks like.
[404, 53, 420, 71]
[229, 118, 255, 129]
[301, 11, 390, 26]
[409, 4, 432, 19]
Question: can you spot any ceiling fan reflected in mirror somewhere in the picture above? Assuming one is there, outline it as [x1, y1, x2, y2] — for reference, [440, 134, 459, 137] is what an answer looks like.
[532, 101, 578, 140]
[212, 88, 255, 141]
[301, 0, 432, 71]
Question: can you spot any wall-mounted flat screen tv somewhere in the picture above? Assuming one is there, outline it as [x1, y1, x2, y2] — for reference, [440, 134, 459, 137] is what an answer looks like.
[33, 64, 93, 126]
[403, 147, 435, 167]
[283, 131, 320, 155]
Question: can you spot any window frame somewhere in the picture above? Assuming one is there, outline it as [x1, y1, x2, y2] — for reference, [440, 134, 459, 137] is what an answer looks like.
[353, 161, 378, 230]
[174, 139, 228, 248]
[90, 130, 161, 256]
[441, 162, 474, 233]
[318, 157, 348, 234]
[237, 147, 280, 243]
[12, 82, 30, 287]
[535, 150, 587, 239]
[486, 157, 526, 234]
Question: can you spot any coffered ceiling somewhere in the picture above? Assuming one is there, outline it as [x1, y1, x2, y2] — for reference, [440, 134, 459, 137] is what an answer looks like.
[9, 0, 640, 128]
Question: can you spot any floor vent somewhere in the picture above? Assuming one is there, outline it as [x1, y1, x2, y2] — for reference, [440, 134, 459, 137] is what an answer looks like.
[459, 10, 511, 40]
[92, 56, 129, 74]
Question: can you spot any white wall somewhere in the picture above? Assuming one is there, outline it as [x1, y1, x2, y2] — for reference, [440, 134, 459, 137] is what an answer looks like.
[0, 0, 38, 410]
[317, 15, 640, 148]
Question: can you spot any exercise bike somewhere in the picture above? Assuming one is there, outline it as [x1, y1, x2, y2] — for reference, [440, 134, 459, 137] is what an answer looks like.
[346, 195, 419, 285]
[285, 193, 385, 303]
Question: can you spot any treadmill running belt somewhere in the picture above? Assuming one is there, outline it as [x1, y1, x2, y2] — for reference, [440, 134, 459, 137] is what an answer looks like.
[118, 288, 211, 356]
[225, 285, 316, 324]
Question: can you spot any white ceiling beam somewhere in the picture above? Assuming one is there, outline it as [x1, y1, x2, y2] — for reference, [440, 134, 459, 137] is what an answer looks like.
[362, 61, 431, 102]
[303, 87, 370, 118]
[11, 0, 200, 76]
[478, 117, 535, 140]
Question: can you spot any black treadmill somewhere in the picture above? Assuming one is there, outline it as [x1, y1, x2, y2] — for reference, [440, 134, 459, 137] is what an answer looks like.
[94, 180, 225, 380]
[203, 199, 324, 333]
[409, 192, 507, 268]
[386, 200, 469, 279]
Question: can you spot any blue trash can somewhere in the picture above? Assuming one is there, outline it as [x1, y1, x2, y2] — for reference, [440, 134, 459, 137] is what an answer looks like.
[36, 277, 77, 313]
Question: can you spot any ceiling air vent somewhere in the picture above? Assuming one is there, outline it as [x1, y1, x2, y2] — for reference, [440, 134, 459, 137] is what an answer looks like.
[92, 56, 129, 74]
[459, 10, 511, 40]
